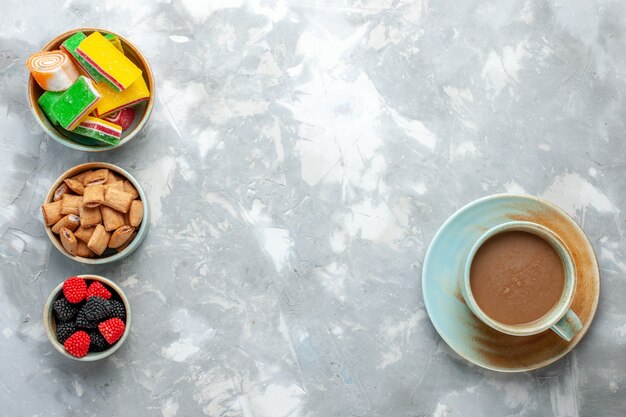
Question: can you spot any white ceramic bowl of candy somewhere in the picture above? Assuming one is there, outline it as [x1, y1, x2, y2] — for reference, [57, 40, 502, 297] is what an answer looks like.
[27, 28, 155, 152]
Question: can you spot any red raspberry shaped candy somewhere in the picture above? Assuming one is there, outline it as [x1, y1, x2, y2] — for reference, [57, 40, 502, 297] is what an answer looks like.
[98, 318, 125, 344]
[86, 281, 112, 300]
[64, 331, 91, 358]
[62, 276, 87, 303]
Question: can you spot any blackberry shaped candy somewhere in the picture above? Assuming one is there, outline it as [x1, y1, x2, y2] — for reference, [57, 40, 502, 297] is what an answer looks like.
[53, 297, 79, 322]
[87, 330, 110, 352]
[79, 296, 111, 321]
[56, 321, 77, 344]
[75, 310, 98, 329]
[107, 299, 126, 321]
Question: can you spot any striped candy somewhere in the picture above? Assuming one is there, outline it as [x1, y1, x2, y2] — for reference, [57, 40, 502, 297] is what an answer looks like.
[27, 50, 79, 91]
[72, 116, 122, 145]
[103, 107, 135, 131]
[61, 32, 106, 82]
[51, 76, 101, 130]
[104, 33, 124, 53]
[94, 76, 150, 117]
[76, 32, 141, 92]
[38, 91, 64, 125]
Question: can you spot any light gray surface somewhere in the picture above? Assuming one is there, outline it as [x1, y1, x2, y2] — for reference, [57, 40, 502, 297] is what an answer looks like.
[1, 0, 625, 416]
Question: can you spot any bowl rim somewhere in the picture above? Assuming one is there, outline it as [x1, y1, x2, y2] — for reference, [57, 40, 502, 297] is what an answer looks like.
[43, 162, 149, 265]
[43, 274, 132, 361]
[27, 27, 155, 153]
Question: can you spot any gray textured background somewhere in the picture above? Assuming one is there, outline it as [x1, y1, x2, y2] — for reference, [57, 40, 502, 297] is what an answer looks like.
[1, 0, 626, 416]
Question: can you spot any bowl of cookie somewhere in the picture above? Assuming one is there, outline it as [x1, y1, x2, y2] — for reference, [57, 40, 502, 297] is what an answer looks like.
[41, 162, 149, 264]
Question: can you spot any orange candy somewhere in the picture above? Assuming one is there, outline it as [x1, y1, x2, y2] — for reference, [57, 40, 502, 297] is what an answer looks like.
[27, 50, 79, 91]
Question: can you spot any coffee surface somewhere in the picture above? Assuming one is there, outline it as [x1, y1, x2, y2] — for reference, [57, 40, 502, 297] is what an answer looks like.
[469, 231, 565, 325]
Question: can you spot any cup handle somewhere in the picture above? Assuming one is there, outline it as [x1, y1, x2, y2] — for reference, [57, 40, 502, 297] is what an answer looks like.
[551, 309, 583, 341]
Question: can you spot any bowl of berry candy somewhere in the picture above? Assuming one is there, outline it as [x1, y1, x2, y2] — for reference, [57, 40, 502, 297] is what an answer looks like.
[26, 28, 154, 152]
[44, 275, 131, 361]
